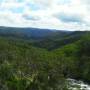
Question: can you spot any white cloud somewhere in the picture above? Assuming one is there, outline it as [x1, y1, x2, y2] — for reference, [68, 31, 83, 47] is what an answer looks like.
[0, 0, 90, 30]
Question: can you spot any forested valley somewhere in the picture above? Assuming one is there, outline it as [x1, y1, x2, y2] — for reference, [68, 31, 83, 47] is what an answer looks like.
[0, 27, 90, 90]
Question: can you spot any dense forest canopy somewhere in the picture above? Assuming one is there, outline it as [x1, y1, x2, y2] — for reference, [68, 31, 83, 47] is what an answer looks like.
[0, 27, 90, 90]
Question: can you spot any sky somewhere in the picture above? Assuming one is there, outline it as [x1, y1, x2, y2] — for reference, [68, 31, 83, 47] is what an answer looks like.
[0, 0, 90, 30]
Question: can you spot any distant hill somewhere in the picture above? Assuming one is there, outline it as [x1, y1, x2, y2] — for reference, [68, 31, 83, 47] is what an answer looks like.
[32, 31, 89, 50]
[0, 26, 72, 40]
[0, 26, 89, 50]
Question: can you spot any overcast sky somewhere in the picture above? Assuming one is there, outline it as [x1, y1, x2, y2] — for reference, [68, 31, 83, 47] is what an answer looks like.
[0, 0, 90, 30]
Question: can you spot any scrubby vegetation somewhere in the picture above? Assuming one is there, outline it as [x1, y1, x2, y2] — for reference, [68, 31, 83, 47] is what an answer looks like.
[0, 29, 90, 90]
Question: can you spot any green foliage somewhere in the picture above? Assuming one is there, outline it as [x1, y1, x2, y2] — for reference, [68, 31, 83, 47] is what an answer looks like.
[0, 37, 67, 90]
[0, 31, 90, 90]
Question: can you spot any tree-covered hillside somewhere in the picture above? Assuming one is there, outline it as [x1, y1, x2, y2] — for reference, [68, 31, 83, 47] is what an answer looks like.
[53, 32, 90, 82]
[0, 28, 90, 90]
[32, 31, 87, 50]
[0, 26, 88, 50]
[0, 37, 67, 90]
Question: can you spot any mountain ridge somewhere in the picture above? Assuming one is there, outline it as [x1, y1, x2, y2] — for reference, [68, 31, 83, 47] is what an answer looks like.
[0, 26, 89, 50]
